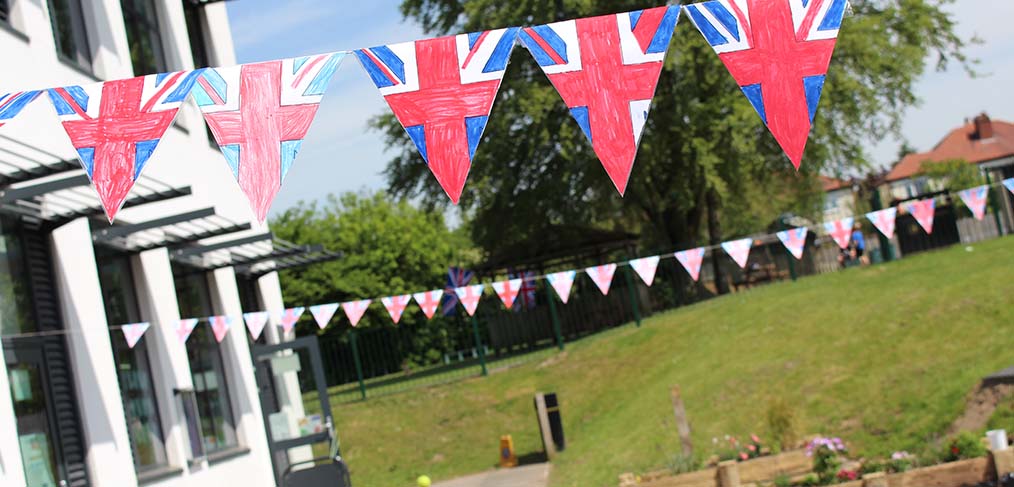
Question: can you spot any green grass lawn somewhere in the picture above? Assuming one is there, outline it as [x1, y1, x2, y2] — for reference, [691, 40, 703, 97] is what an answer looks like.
[324, 237, 1014, 487]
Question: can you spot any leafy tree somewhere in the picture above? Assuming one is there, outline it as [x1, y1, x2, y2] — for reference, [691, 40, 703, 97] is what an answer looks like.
[919, 159, 986, 192]
[375, 0, 972, 293]
[269, 191, 474, 337]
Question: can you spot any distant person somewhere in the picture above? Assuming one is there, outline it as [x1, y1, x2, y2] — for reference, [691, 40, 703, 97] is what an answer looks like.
[852, 223, 868, 265]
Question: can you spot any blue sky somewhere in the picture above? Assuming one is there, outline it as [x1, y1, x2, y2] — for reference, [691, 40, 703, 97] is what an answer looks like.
[225, 0, 1014, 217]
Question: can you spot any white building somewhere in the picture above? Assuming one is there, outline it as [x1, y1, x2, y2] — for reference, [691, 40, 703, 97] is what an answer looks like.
[0, 1, 335, 486]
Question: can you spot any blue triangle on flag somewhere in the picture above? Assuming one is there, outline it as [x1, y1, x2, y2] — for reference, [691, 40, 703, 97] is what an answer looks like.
[134, 139, 159, 181]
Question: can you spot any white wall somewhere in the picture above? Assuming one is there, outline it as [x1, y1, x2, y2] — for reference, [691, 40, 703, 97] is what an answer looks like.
[0, 0, 284, 486]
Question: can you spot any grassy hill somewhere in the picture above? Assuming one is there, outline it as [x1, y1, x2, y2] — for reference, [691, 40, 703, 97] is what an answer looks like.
[329, 237, 1014, 487]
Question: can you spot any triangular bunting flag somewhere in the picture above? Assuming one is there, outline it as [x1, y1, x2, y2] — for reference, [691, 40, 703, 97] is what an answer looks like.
[957, 185, 989, 221]
[381, 295, 412, 324]
[585, 263, 617, 295]
[491, 278, 523, 310]
[1004, 178, 1014, 196]
[243, 311, 270, 340]
[866, 208, 897, 240]
[629, 256, 661, 286]
[905, 198, 936, 234]
[190, 53, 345, 222]
[454, 284, 485, 316]
[776, 227, 808, 260]
[721, 238, 753, 269]
[0, 91, 41, 128]
[278, 306, 305, 333]
[546, 270, 577, 304]
[356, 28, 519, 203]
[674, 247, 706, 282]
[46, 71, 201, 221]
[121, 322, 150, 349]
[309, 303, 340, 330]
[209, 315, 233, 343]
[413, 290, 444, 319]
[519, 6, 680, 193]
[175, 318, 199, 345]
[823, 217, 854, 249]
[342, 299, 372, 327]
[685, 0, 848, 169]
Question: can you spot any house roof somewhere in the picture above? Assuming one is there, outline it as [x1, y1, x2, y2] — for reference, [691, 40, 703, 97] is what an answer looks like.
[820, 176, 850, 192]
[885, 114, 1014, 182]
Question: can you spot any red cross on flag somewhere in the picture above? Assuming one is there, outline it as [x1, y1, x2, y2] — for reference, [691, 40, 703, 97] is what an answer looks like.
[413, 289, 444, 319]
[46, 71, 202, 221]
[547, 270, 577, 304]
[277, 307, 305, 333]
[309, 303, 340, 330]
[585, 263, 617, 295]
[356, 29, 519, 203]
[721, 238, 753, 269]
[243, 311, 270, 340]
[823, 217, 854, 249]
[629, 256, 661, 286]
[686, 0, 848, 169]
[776, 227, 808, 260]
[491, 278, 523, 310]
[121, 322, 150, 349]
[454, 284, 485, 316]
[865, 208, 897, 240]
[957, 186, 989, 221]
[519, 7, 681, 193]
[342, 299, 372, 327]
[191, 53, 345, 222]
[381, 295, 411, 324]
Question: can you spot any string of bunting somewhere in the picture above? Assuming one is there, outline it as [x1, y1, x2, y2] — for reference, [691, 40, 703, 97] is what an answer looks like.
[105, 178, 1012, 348]
[1, 1, 850, 222]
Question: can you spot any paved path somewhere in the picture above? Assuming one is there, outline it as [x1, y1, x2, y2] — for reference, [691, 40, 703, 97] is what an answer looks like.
[432, 463, 551, 487]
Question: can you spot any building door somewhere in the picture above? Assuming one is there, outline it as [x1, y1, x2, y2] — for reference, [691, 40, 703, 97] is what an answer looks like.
[5, 342, 67, 487]
[251, 336, 336, 485]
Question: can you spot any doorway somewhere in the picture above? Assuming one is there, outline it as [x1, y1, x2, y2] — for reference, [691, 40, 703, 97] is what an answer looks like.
[5, 342, 67, 487]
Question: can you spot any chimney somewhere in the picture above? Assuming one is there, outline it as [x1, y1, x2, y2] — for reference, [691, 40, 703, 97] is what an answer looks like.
[973, 112, 993, 140]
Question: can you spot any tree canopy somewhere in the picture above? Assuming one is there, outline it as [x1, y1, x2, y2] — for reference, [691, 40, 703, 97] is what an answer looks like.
[374, 0, 973, 266]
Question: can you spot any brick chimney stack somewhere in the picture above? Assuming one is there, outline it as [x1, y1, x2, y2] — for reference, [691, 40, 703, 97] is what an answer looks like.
[973, 112, 993, 140]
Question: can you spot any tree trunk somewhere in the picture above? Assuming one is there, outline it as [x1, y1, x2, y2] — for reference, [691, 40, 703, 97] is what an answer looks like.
[707, 189, 729, 295]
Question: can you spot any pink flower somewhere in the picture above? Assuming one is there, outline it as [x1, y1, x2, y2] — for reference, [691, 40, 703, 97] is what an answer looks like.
[739, 452, 749, 461]
[748, 445, 756, 452]
[751, 434, 761, 444]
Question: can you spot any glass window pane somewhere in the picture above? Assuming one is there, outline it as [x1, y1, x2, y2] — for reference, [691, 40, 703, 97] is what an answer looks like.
[97, 253, 169, 471]
[0, 0, 10, 23]
[119, 0, 166, 75]
[186, 326, 238, 453]
[0, 217, 37, 336]
[47, 0, 92, 70]
[184, 5, 210, 69]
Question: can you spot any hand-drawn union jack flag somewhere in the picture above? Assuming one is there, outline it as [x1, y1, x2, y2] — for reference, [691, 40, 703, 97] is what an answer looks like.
[674, 247, 706, 282]
[865, 207, 897, 240]
[776, 227, 808, 260]
[442, 266, 475, 316]
[191, 53, 345, 222]
[520, 6, 680, 194]
[905, 198, 936, 235]
[824, 217, 853, 250]
[0, 91, 41, 128]
[721, 238, 753, 269]
[46, 72, 201, 221]
[957, 185, 989, 221]
[508, 269, 538, 310]
[356, 28, 520, 204]
[685, 0, 848, 169]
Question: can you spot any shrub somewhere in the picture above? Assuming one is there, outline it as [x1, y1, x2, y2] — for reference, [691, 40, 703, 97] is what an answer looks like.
[767, 398, 798, 450]
[773, 474, 792, 487]
[888, 451, 916, 473]
[860, 459, 886, 474]
[665, 452, 699, 475]
[806, 437, 847, 485]
[943, 431, 987, 462]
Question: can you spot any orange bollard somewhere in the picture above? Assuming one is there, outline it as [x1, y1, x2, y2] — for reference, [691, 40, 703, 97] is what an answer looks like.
[499, 435, 518, 468]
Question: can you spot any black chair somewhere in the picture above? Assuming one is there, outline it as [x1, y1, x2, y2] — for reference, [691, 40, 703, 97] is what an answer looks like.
[282, 454, 352, 487]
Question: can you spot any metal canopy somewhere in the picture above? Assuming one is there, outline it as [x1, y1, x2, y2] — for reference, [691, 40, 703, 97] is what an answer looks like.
[173, 232, 274, 258]
[94, 207, 216, 240]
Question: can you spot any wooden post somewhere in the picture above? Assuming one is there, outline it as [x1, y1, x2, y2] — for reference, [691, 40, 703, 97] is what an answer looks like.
[717, 460, 740, 487]
[534, 393, 556, 459]
[671, 385, 693, 457]
[993, 448, 1014, 478]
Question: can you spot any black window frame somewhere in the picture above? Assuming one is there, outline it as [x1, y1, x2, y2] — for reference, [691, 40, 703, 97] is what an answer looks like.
[47, 0, 92, 72]
[0, 216, 38, 337]
[96, 251, 170, 474]
[172, 267, 240, 455]
[0, 0, 10, 23]
[119, 0, 167, 76]
[183, 2, 211, 69]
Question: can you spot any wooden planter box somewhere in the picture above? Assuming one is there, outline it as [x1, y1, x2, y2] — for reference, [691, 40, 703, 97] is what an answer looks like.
[622, 452, 1004, 487]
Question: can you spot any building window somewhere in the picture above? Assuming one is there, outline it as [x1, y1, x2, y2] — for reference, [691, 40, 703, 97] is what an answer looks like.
[120, 0, 166, 75]
[47, 0, 91, 70]
[174, 269, 239, 454]
[97, 253, 169, 472]
[0, 217, 36, 336]
[0, 0, 10, 23]
[183, 3, 211, 68]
